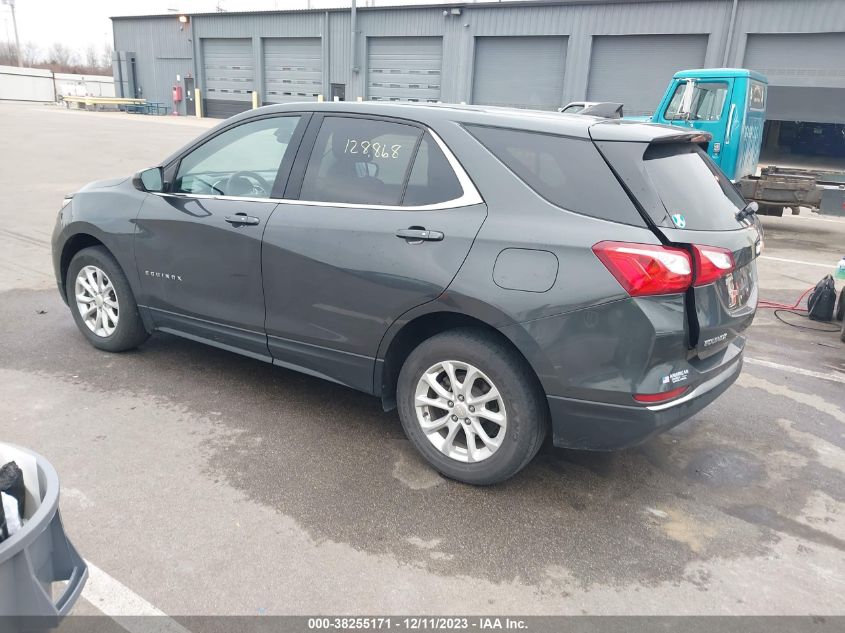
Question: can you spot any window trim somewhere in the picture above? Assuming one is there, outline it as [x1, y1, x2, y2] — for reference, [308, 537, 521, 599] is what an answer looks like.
[156, 114, 482, 211]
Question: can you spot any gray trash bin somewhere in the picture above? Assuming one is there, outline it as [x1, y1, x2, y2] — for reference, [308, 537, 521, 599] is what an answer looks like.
[0, 444, 87, 630]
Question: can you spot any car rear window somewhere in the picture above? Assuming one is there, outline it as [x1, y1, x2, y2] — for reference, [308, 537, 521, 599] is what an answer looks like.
[643, 143, 745, 231]
[464, 125, 645, 226]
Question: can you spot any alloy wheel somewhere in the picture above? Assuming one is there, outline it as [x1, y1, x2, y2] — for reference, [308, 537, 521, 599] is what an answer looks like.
[414, 360, 507, 463]
[75, 265, 119, 338]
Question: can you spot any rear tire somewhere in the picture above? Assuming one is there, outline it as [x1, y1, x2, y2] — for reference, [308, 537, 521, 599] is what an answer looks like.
[66, 246, 149, 352]
[397, 328, 548, 485]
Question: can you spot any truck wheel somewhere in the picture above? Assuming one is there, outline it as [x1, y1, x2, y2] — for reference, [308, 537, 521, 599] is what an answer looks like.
[67, 246, 150, 352]
[396, 328, 548, 485]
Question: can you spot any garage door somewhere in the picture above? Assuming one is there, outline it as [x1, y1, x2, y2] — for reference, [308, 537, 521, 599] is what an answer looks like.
[368, 37, 442, 102]
[264, 38, 322, 104]
[587, 34, 708, 117]
[472, 36, 567, 110]
[203, 38, 254, 119]
[744, 33, 845, 123]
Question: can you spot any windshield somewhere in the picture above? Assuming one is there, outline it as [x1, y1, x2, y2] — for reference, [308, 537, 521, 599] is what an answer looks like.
[664, 82, 728, 121]
[643, 143, 746, 231]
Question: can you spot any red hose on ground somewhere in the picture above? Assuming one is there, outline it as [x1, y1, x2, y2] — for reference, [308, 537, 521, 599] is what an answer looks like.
[757, 286, 813, 312]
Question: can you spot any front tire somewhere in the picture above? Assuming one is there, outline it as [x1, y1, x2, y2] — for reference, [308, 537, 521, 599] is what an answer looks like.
[66, 246, 149, 352]
[397, 328, 548, 485]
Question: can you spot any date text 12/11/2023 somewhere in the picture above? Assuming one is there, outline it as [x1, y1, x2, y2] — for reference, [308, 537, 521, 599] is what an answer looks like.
[307, 617, 529, 630]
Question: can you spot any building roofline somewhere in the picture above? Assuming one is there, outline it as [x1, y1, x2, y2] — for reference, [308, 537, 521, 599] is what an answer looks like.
[110, 0, 684, 21]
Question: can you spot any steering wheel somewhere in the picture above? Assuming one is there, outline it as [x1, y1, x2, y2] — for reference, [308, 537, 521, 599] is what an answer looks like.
[225, 171, 271, 197]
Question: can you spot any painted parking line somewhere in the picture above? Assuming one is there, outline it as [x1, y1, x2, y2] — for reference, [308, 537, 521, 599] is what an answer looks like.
[746, 357, 845, 385]
[83, 560, 191, 633]
[758, 255, 833, 269]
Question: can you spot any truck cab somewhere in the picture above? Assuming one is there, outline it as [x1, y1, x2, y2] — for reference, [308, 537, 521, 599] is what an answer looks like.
[650, 69, 768, 182]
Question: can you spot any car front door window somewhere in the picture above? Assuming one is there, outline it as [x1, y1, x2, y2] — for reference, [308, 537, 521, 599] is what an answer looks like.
[174, 116, 301, 199]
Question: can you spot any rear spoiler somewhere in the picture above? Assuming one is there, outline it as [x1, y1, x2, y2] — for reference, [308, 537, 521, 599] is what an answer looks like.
[589, 120, 712, 147]
[579, 102, 624, 119]
[649, 131, 712, 149]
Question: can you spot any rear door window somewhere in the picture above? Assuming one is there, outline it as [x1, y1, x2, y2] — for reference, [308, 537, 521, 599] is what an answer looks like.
[465, 125, 644, 226]
[643, 143, 745, 231]
[402, 133, 464, 206]
[299, 116, 421, 206]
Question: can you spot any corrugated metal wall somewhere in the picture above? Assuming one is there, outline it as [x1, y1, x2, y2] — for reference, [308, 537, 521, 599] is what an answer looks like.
[112, 16, 193, 113]
[113, 0, 845, 121]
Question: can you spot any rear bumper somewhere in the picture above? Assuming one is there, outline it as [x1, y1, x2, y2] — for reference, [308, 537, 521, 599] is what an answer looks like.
[548, 354, 742, 450]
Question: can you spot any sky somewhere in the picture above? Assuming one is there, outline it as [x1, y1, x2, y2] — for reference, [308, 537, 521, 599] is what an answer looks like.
[0, 0, 465, 60]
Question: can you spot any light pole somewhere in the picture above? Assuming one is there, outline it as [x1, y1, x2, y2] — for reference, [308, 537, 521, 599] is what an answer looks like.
[1, 0, 21, 67]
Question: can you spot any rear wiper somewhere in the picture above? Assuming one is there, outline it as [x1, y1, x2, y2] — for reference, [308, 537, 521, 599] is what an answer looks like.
[736, 200, 758, 223]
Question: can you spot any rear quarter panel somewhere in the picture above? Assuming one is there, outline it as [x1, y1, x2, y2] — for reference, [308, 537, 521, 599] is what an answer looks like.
[422, 120, 682, 400]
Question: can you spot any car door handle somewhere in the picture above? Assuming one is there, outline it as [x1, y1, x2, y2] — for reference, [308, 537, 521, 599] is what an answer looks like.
[225, 214, 260, 226]
[395, 228, 444, 242]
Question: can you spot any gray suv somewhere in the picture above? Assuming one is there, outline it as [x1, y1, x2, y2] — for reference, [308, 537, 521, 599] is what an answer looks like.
[51, 103, 761, 484]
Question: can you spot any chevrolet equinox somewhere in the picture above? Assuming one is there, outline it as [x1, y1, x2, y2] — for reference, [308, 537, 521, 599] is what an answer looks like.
[52, 103, 761, 485]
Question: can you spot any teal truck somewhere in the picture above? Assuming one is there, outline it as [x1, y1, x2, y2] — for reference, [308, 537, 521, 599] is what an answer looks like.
[567, 68, 845, 216]
[650, 69, 766, 182]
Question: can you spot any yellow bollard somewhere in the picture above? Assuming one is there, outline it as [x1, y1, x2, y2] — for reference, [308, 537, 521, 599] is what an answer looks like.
[317, 94, 324, 102]
[195, 88, 203, 118]
[252, 90, 259, 109]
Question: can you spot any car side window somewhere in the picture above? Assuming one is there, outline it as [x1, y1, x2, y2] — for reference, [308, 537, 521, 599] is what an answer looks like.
[466, 124, 642, 225]
[174, 116, 301, 199]
[402, 133, 464, 206]
[299, 117, 421, 206]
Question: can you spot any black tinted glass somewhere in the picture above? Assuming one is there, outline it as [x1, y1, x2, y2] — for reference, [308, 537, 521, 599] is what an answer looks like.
[402, 133, 463, 206]
[465, 125, 643, 225]
[644, 143, 744, 231]
[300, 117, 421, 206]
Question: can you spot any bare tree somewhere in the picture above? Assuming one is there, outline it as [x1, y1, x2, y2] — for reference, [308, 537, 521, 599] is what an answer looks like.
[20, 41, 40, 66]
[47, 42, 75, 69]
[100, 42, 114, 70]
[0, 41, 16, 66]
[1, 39, 111, 74]
[84, 44, 98, 69]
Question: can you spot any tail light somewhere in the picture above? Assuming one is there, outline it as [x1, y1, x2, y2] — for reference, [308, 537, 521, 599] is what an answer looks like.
[633, 386, 689, 404]
[592, 241, 692, 297]
[593, 242, 738, 296]
[692, 245, 735, 286]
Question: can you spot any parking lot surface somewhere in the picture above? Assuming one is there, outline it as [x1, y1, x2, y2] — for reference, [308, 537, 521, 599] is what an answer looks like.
[0, 102, 843, 616]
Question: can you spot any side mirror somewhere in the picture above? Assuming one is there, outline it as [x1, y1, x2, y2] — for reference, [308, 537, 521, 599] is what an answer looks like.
[133, 167, 165, 193]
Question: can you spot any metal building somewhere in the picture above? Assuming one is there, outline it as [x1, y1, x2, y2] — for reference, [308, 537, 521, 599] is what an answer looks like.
[112, 0, 845, 156]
